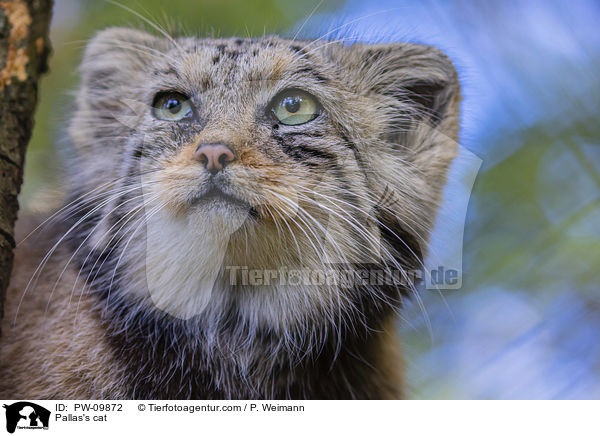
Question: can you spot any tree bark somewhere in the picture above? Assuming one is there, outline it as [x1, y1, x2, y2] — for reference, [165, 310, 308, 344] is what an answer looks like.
[0, 0, 52, 334]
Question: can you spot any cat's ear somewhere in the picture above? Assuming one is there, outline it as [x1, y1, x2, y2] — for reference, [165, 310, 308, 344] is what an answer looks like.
[79, 27, 168, 93]
[340, 42, 461, 138]
[71, 28, 169, 148]
[329, 43, 461, 264]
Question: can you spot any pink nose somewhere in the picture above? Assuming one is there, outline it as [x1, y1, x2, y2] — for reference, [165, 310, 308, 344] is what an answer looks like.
[193, 143, 235, 174]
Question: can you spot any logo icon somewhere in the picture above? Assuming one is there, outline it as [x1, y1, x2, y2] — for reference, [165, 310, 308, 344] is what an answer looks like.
[3, 402, 50, 434]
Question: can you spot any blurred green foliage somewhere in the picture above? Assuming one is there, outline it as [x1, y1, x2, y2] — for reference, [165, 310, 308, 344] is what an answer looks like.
[401, 108, 600, 399]
[466, 114, 600, 292]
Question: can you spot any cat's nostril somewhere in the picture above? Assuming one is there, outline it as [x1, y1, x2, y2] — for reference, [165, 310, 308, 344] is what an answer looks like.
[193, 143, 235, 174]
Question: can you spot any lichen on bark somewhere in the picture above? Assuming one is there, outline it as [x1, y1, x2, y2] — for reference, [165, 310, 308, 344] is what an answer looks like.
[0, 0, 52, 334]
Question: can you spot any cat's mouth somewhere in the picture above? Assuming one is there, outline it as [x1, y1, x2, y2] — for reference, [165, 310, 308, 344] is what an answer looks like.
[190, 186, 249, 208]
[188, 183, 261, 222]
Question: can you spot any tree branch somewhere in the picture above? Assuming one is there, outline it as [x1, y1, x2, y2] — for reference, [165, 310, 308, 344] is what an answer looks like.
[0, 0, 52, 335]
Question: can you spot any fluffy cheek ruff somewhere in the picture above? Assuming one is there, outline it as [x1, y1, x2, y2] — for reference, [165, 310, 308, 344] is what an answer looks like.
[115, 140, 394, 331]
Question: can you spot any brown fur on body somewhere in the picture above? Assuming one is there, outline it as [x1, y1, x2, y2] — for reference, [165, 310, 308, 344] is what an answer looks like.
[0, 220, 127, 398]
[0, 29, 460, 399]
[0, 223, 402, 399]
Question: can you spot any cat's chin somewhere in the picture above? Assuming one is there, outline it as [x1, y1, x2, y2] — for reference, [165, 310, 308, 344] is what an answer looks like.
[185, 189, 255, 227]
[187, 200, 254, 235]
[135, 203, 244, 320]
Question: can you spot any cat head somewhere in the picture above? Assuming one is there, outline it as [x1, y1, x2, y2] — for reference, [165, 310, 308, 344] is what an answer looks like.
[69, 28, 460, 329]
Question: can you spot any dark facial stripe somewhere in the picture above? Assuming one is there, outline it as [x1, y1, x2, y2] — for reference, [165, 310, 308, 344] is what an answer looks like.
[338, 129, 372, 182]
[296, 66, 329, 83]
[279, 130, 325, 138]
[272, 132, 337, 166]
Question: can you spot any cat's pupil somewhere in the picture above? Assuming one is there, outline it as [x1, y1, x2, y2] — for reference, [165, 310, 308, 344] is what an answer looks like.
[166, 98, 181, 114]
[284, 97, 300, 113]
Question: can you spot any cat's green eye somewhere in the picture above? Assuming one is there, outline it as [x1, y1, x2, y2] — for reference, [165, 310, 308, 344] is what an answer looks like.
[152, 92, 194, 121]
[271, 89, 321, 126]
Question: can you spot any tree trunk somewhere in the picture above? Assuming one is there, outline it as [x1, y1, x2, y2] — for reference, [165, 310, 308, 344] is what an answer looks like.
[0, 0, 52, 335]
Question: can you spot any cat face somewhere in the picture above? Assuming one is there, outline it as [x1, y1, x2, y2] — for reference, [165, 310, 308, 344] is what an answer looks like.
[69, 28, 460, 326]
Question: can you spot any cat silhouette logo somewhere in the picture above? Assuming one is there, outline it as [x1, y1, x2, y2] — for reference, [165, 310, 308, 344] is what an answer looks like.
[2, 402, 50, 433]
